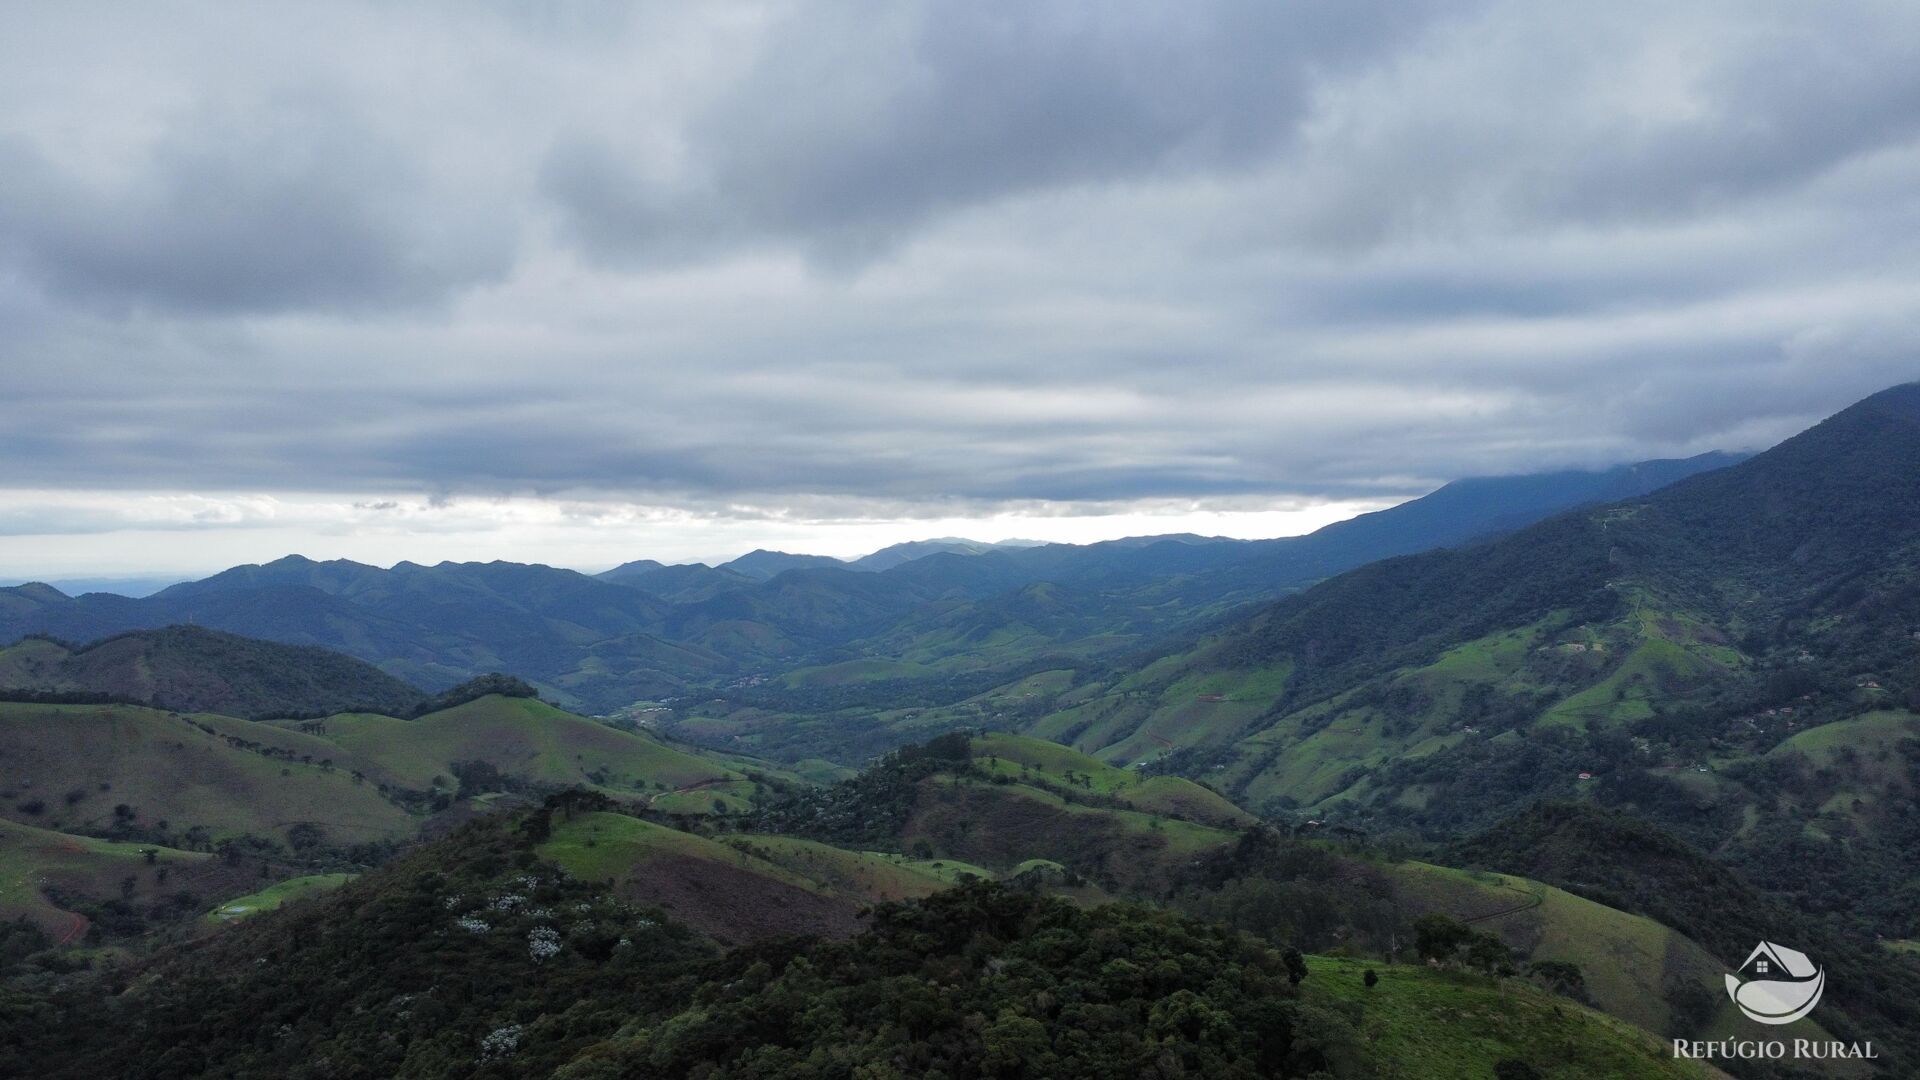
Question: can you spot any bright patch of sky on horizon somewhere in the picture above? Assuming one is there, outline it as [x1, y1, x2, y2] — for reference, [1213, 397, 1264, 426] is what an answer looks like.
[3, 2, 1919, 579]
[0, 489, 1397, 583]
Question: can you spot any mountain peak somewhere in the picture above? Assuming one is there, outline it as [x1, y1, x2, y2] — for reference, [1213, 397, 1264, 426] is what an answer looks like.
[263, 553, 320, 568]
[603, 558, 666, 577]
[2, 582, 71, 604]
[718, 549, 846, 581]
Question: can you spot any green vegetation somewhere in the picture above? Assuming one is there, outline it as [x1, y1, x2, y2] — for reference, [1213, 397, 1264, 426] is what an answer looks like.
[2, 804, 1730, 1080]
[2, 813, 717, 1079]
[563, 882, 1370, 1078]
[1169, 825, 1784, 1054]
[535, 810, 870, 942]
[743, 732, 1244, 896]
[4, 717, 1904, 1076]
[901, 774, 1240, 895]
[537, 812, 775, 885]
[205, 873, 356, 922]
[293, 694, 759, 802]
[0, 701, 416, 849]
[1303, 956, 1705, 1079]
[780, 657, 933, 687]
[716, 834, 972, 898]
[1449, 801, 1918, 1071]
[404, 672, 538, 717]
[972, 731, 1254, 826]
[0, 690, 811, 954]
[0, 626, 423, 719]
[12, 390, 1920, 1074]
[0, 818, 212, 941]
[1025, 385, 1920, 1045]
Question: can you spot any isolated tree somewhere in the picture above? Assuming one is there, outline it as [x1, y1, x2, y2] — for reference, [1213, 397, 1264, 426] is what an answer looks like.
[1282, 945, 1308, 985]
[1529, 959, 1585, 998]
[1413, 913, 1472, 963]
[1465, 932, 1514, 977]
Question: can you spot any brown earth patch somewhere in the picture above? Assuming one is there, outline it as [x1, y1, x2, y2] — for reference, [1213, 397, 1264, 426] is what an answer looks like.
[611, 854, 865, 945]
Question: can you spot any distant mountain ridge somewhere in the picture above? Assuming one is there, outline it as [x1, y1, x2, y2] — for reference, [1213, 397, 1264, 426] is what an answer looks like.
[0, 450, 1743, 712]
[848, 537, 1044, 571]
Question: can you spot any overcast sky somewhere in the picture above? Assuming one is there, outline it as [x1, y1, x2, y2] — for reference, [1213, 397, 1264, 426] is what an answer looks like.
[3, 1, 1919, 581]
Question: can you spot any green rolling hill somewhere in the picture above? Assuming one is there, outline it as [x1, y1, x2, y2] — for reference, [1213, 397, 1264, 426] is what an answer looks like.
[0, 701, 418, 849]
[0, 690, 801, 852]
[535, 811, 873, 943]
[282, 693, 767, 808]
[0, 685, 809, 952]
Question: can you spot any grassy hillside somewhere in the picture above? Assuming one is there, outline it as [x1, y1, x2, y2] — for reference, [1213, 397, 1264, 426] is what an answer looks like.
[536, 809, 1025, 945]
[716, 833, 981, 899]
[899, 772, 1241, 896]
[1373, 860, 1811, 1045]
[0, 818, 250, 944]
[727, 720, 1851, 1051]
[1448, 801, 1920, 1072]
[1303, 956, 1709, 1079]
[742, 731, 1247, 897]
[0, 701, 417, 848]
[535, 810, 867, 943]
[971, 730, 1255, 827]
[287, 694, 767, 809]
[0, 690, 816, 907]
[205, 873, 356, 923]
[0, 691, 816, 950]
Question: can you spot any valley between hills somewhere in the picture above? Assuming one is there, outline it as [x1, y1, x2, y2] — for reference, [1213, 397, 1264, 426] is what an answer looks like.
[5, 386, 1920, 1077]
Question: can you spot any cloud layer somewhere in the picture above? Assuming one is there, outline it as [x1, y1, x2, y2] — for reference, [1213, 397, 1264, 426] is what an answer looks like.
[2, 1, 1918, 570]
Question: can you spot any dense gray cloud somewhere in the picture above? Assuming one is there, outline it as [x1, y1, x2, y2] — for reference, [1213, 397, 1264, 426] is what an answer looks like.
[545, 1, 1442, 265]
[2, 0, 1919, 560]
[0, 94, 512, 312]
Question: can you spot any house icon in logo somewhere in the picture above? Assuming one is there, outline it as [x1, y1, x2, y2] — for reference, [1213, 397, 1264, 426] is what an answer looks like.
[1726, 941, 1824, 1025]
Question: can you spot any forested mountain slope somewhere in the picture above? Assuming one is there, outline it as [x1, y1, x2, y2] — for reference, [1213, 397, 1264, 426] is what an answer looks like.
[0, 626, 425, 719]
[1038, 383, 1920, 945]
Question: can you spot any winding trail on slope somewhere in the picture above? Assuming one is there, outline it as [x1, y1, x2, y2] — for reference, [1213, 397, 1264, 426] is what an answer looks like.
[53, 911, 88, 946]
[645, 777, 746, 807]
[1461, 883, 1546, 925]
